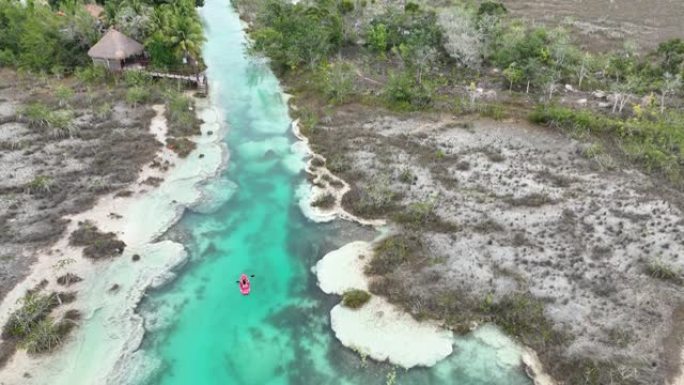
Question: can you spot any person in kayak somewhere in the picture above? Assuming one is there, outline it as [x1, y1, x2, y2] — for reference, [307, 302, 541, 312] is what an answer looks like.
[236, 274, 254, 295]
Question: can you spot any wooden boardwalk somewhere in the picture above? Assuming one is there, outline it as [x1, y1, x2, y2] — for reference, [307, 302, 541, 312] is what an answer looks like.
[124, 67, 208, 95]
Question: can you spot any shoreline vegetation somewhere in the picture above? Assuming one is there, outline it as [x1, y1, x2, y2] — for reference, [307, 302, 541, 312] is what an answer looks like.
[235, 0, 684, 384]
[0, 0, 207, 372]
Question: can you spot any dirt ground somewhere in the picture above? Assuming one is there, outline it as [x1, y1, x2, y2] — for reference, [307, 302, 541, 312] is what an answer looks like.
[0, 70, 160, 302]
[498, 0, 684, 51]
[308, 103, 684, 384]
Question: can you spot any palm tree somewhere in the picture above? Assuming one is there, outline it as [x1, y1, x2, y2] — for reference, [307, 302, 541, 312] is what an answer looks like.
[148, 0, 204, 69]
[173, 17, 203, 67]
[103, 1, 119, 28]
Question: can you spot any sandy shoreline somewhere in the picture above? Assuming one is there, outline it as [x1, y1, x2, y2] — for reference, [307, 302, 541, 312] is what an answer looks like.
[292, 119, 385, 228]
[0, 94, 227, 384]
[294, 110, 558, 382]
[314, 240, 455, 368]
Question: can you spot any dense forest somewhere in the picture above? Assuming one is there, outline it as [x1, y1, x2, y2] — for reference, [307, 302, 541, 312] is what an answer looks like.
[0, 0, 205, 72]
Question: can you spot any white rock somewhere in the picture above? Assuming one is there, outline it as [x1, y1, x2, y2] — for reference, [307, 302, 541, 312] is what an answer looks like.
[483, 90, 498, 100]
[316, 241, 455, 368]
[330, 297, 454, 368]
[592, 90, 606, 99]
[315, 241, 370, 294]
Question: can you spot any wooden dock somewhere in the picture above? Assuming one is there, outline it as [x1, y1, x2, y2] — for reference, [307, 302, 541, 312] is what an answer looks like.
[124, 67, 208, 95]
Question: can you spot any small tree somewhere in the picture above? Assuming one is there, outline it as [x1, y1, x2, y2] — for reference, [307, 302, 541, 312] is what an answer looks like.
[610, 76, 637, 114]
[660, 72, 682, 113]
[367, 23, 389, 54]
[410, 46, 438, 85]
[318, 61, 355, 103]
[503, 63, 523, 90]
[536, 67, 561, 102]
[575, 53, 592, 89]
[438, 7, 483, 69]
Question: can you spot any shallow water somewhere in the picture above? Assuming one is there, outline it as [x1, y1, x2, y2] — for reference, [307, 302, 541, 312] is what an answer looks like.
[135, 1, 533, 384]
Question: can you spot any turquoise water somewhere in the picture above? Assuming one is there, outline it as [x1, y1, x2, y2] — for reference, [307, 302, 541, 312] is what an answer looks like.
[137, 1, 533, 384]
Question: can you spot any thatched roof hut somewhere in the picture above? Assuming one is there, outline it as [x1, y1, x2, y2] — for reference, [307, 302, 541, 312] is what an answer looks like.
[87, 29, 144, 71]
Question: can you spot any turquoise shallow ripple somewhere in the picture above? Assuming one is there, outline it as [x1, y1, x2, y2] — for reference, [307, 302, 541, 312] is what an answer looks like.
[137, 1, 534, 385]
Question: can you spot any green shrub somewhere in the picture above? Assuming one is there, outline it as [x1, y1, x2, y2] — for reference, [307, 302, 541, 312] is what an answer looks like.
[528, 105, 609, 133]
[398, 169, 414, 184]
[366, 23, 389, 53]
[366, 8, 442, 54]
[0, 49, 16, 66]
[367, 235, 422, 275]
[22, 318, 62, 354]
[0, 2, 94, 72]
[123, 71, 152, 87]
[654, 39, 684, 75]
[342, 289, 371, 309]
[166, 137, 197, 158]
[21, 103, 51, 129]
[95, 102, 112, 120]
[393, 201, 435, 227]
[338, 0, 354, 14]
[69, 221, 126, 259]
[530, 105, 684, 183]
[384, 71, 431, 110]
[126, 86, 150, 107]
[645, 259, 682, 284]
[404, 2, 419, 12]
[312, 193, 336, 209]
[75, 65, 108, 84]
[327, 155, 349, 174]
[297, 107, 319, 137]
[478, 103, 506, 120]
[317, 61, 355, 104]
[490, 24, 580, 90]
[346, 179, 396, 216]
[2, 293, 57, 339]
[250, 0, 343, 70]
[477, 1, 507, 18]
[47, 109, 76, 137]
[483, 293, 563, 347]
[25, 175, 54, 195]
[54, 85, 73, 107]
[165, 92, 201, 137]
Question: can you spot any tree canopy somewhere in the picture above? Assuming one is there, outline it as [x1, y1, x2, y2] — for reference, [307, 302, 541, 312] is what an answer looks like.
[0, 0, 205, 73]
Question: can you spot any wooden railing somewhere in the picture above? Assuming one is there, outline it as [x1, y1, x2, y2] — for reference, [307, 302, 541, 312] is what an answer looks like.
[123, 66, 208, 95]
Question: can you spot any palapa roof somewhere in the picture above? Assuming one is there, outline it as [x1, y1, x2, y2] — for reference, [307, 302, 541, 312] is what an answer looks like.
[84, 3, 104, 19]
[87, 29, 144, 60]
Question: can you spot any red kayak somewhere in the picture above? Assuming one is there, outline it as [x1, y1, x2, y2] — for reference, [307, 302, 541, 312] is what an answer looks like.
[238, 274, 251, 295]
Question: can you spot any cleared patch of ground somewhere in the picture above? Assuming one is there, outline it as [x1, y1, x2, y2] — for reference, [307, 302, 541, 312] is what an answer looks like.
[498, 0, 684, 51]
[308, 103, 684, 384]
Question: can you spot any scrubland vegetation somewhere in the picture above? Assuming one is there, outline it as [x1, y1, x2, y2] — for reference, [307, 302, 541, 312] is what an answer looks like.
[234, 0, 684, 383]
[0, 0, 206, 363]
[236, 0, 683, 185]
